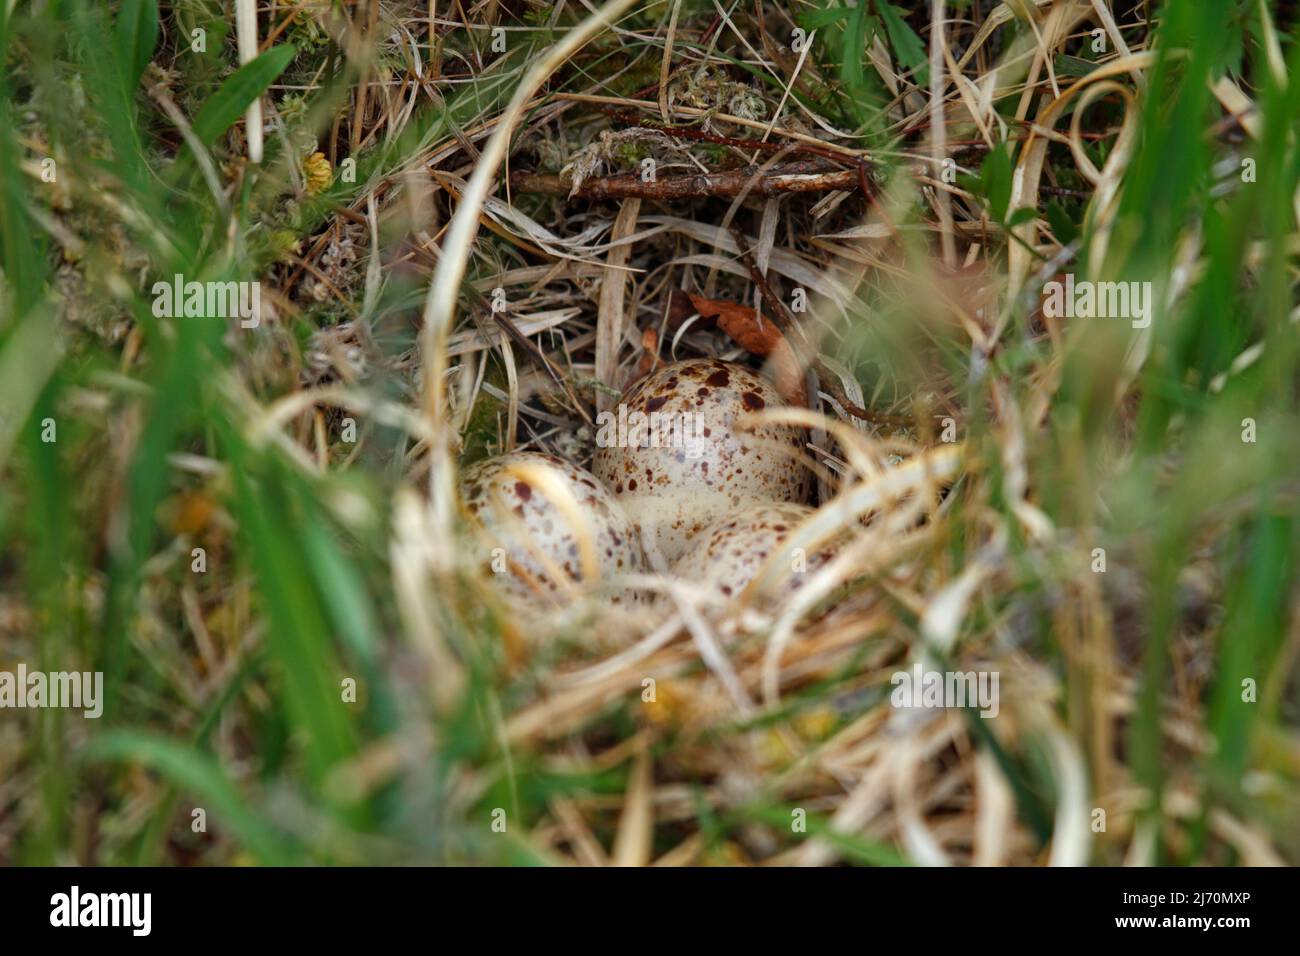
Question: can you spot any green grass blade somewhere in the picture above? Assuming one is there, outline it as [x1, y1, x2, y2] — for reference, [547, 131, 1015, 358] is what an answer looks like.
[87, 732, 294, 865]
[192, 44, 297, 147]
[115, 0, 159, 98]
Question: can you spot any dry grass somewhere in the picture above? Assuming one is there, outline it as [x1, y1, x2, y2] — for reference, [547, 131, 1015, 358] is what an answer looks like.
[0, 0, 1297, 866]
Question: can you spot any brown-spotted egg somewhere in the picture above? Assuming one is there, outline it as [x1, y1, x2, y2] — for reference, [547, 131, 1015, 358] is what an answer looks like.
[460, 450, 645, 605]
[673, 502, 838, 605]
[592, 359, 813, 562]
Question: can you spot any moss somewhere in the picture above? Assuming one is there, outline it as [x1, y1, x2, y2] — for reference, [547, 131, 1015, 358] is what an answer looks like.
[460, 364, 510, 469]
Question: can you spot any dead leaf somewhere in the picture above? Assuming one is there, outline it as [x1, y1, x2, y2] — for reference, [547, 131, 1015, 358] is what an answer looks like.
[665, 288, 712, 332]
[687, 293, 808, 406]
[632, 326, 660, 382]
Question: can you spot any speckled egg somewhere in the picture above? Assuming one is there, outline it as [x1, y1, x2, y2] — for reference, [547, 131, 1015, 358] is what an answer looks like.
[592, 359, 813, 562]
[673, 502, 837, 605]
[460, 450, 645, 605]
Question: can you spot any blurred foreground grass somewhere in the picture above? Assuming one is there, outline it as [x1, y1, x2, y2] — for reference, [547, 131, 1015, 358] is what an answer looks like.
[0, 0, 1297, 865]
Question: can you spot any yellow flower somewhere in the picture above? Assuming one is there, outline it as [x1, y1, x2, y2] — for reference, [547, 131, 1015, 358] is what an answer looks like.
[792, 706, 838, 742]
[302, 150, 332, 196]
[642, 679, 687, 728]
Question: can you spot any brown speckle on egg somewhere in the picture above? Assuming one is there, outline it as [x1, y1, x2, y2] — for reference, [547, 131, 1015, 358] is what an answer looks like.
[460, 451, 646, 607]
[593, 359, 813, 561]
[673, 503, 837, 607]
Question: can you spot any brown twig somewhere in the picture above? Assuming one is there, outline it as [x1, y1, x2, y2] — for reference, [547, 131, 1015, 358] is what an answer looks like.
[510, 162, 860, 202]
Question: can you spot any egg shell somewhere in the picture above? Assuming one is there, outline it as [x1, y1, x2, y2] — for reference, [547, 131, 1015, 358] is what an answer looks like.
[673, 502, 837, 605]
[592, 359, 813, 562]
[460, 450, 645, 605]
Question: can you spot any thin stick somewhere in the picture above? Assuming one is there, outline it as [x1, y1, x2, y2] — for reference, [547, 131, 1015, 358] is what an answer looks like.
[510, 163, 860, 201]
